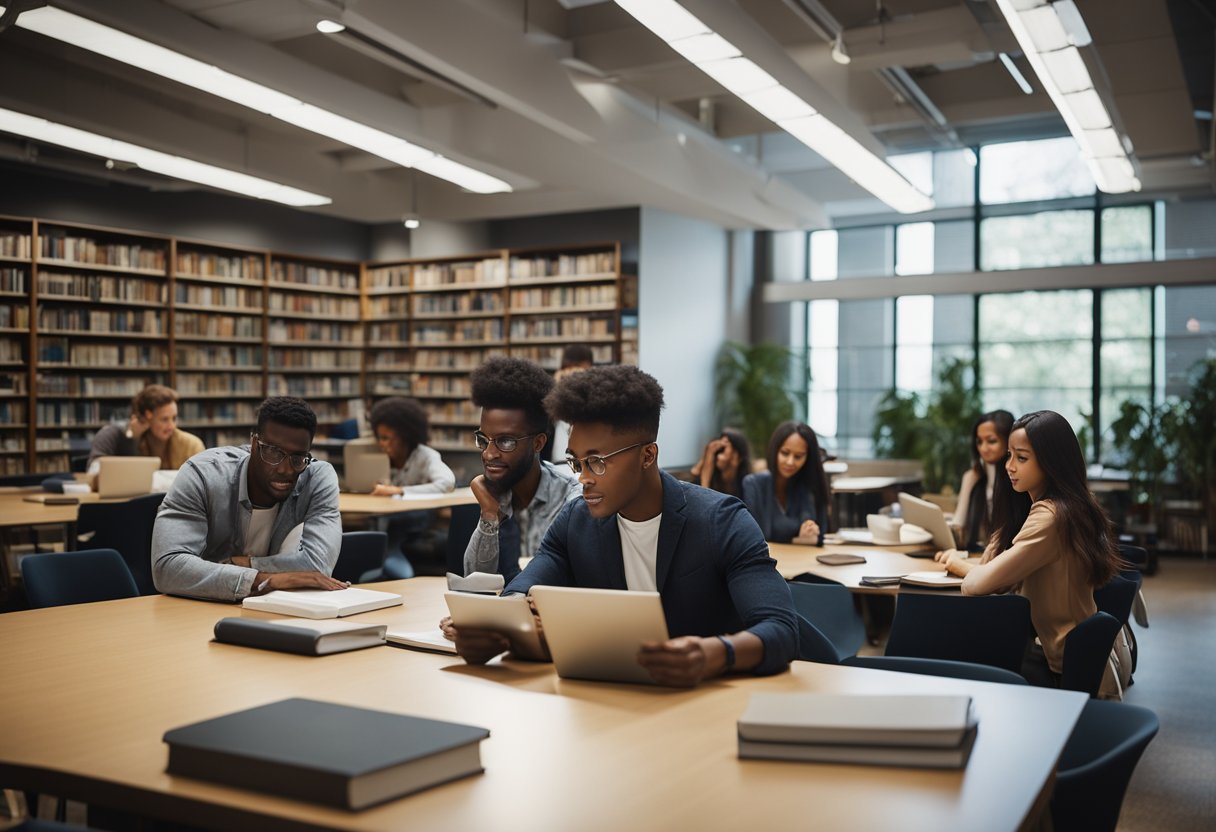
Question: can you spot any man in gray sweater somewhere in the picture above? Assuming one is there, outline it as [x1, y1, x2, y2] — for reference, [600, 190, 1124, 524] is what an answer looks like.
[151, 396, 346, 601]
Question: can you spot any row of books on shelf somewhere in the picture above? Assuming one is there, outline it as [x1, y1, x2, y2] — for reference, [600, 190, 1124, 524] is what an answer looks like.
[509, 285, 615, 308]
[365, 265, 409, 289]
[270, 262, 358, 291]
[175, 374, 265, 396]
[367, 322, 410, 343]
[409, 375, 472, 397]
[0, 267, 27, 292]
[38, 308, 164, 335]
[0, 304, 30, 328]
[365, 295, 410, 317]
[38, 273, 165, 304]
[509, 252, 614, 278]
[509, 344, 614, 369]
[0, 402, 25, 423]
[0, 341, 23, 363]
[0, 232, 32, 259]
[37, 340, 167, 366]
[36, 376, 149, 397]
[176, 251, 264, 280]
[175, 284, 262, 308]
[40, 235, 166, 270]
[177, 313, 262, 339]
[268, 321, 361, 344]
[411, 291, 504, 315]
[176, 346, 263, 369]
[414, 320, 503, 344]
[0, 372, 24, 394]
[268, 294, 360, 317]
[509, 316, 615, 339]
[414, 260, 507, 288]
[269, 376, 360, 398]
[404, 347, 506, 372]
[268, 349, 361, 370]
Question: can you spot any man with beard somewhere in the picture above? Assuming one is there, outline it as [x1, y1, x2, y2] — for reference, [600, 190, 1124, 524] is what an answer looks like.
[462, 357, 580, 583]
[151, 396, 346, 601]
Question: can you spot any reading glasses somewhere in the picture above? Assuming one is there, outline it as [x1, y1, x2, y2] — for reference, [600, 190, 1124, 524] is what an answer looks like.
[473, 431, 537, 453]
[252, 434, 314, 471]
[565, 442, 648, 476]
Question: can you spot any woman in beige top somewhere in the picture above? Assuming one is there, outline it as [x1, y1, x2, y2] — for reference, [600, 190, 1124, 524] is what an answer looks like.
[935, 410, 1121, 686]
[87, 384, 205, 471]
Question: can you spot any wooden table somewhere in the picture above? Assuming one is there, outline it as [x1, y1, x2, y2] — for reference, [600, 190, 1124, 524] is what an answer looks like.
[338, 487, 476, 517]
[0, 577, 1086, 832]
[770, 541, 946, 593]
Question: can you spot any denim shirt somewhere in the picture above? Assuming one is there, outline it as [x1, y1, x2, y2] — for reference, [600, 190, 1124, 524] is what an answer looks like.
[151, 445, 342, 601]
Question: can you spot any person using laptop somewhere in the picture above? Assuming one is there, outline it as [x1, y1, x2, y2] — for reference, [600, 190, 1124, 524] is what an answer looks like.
[741, 421, 830, 545]
[87, 384, 204, 471]
[462, 357, 580, 583]
[952, 410, 1014, 551]
[151, 397, 346, 601]
[367, 396, 455, 496]
[444, 365, 799, 686]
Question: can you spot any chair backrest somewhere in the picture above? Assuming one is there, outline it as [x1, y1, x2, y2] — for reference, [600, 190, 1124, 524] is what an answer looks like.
[788, 581, 865, 662]
[1094, 573, 1140, 628]
[1116, 544, 1148, 569]
[76, 492, 167, 595]
[21, 549, 139, 608]
[445, 503, 483, 577]
[885, 593, 1033, 674]
[794, 615, 844, 664]
[1052, 699, 1160, 832]
[333, 531, 388, 583]
[844, 655, 1029, 685]
[1061, 610, 1122, 697]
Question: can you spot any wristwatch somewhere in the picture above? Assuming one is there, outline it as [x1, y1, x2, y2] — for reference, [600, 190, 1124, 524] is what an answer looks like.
[477, 517, 500, 537]
[716, 635, 736, 670]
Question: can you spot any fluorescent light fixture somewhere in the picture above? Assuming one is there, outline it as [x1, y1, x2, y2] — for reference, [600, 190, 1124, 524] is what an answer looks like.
[830, 34, 851, 66]
[315, 19, 345, 34]
[993, 0, 1139, 193]
[998, 52, 1034, 94]
[402, 215, 421, 229]
[0, 106, 331, 206]
[10, 6, 512, 194]
[614, 0, 933, 213]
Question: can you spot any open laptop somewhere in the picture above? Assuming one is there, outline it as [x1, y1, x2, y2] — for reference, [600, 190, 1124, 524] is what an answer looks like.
[345, 452, 390, 493]
[95, 456, 161, 498]
[529, 586, 668, 685]
[898, 492, 957, 554]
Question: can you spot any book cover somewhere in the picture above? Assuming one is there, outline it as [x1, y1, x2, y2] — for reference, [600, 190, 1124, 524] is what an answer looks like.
[738, 724, 978, 770]
[900, 571, 965, 588]
[385, 627, 458, 655]
[213, 617, 386, 656]
[738, 692, 975, 748]
[163, 698, 489, 810]
[241, 587, 403, 619]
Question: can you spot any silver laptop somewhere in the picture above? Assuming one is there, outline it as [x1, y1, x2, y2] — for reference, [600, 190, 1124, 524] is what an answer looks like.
[898, 492, 957, 551]
[345, 452, 390, 493]
[95, 456, 161, 498]
[529, 586, 668, 685]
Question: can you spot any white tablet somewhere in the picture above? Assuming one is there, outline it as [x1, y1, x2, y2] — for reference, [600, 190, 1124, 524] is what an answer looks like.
[528, 586, 668, 685]
[443, 591, 549, 661]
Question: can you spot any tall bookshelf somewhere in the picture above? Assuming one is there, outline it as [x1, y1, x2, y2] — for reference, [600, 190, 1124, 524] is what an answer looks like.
[0, 217, 32, 475]
[32, 221, 171, 473]
[363, 261, 412, 401]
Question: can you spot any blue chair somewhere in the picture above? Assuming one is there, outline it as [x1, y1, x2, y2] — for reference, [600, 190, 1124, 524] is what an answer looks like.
[1094, 573, 1139, 628]
[333, 531, 388, 583]
[788, 581, 865, 662]
[843, 655, 1029, 685]
[794, 615, 845, 664]
[444, 503, 483, 577]
[75, 492, 166, 595]
[1052, 700, 1159, 832]
[884, 593, 1032, 675]
[1061, 611, 1122, 697]
[21, 549, 138, 608]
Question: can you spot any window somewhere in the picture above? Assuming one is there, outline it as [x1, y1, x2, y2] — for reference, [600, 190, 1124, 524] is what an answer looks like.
[1099, 288, 1153, 456]
[979, 138, 1095, 204]
[980, 210, 1095, 271]
[1101, 206, 1152, 264]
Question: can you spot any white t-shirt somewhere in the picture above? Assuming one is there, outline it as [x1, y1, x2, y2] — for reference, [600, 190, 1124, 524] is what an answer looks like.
[618, 513, 662, 592]
[245, 505, 280, 557]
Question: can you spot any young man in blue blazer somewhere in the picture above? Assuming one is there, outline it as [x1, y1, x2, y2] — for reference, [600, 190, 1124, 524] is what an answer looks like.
[444, 365, 799, 686]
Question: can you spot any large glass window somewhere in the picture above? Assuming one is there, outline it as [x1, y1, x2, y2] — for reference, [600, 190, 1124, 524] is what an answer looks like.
[1099, 288, 1153, 455]
[980, 210, 1095, 271]
[1101, 206, 1152, 264]
[979, 137, 1095, 204]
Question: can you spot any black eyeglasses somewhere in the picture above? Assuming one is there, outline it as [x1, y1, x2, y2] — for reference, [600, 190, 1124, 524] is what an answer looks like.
[565, 442, 648, 476]
[473, 431, 536, 453]
[252, 434, 314, 472]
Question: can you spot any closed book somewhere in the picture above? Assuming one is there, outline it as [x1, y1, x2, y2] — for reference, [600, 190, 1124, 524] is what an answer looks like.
[738, 724, 978, 769]
[213, 617, 386, 656]
[385, 627, 458, 655]
[241, 587, 403, 619]
[163, 698, 489, 810]
[738, 693, 975, 747]
[900, 571, 965, 589]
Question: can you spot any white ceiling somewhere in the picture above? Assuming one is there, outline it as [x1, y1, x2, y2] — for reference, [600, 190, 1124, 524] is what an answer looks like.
[0, 0, 1208, 229]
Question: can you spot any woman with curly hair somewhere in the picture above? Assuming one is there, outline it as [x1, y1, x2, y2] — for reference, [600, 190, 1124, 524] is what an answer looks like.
[368, 396, 455, 496]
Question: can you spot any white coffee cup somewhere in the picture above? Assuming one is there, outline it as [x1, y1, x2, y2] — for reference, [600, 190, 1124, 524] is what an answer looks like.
[866, 513, 903, 545]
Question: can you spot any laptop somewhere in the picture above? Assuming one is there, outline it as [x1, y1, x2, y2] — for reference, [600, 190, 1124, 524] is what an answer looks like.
[529, 586, 668, 685]
[345, 452, 390, 493]
[898, 492, 957, 553]
[95, 456, 161, 498]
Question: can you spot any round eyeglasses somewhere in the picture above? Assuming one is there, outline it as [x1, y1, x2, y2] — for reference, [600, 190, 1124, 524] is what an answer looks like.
[473, 431, 537, 453]
[252, 434, 314, 472]
[565, 442, 647, 476]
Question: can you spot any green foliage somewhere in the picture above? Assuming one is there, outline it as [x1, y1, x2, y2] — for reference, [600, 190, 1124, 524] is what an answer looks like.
[871, 357, 983, 493]
[1108, 399, 1171, 509]
[714, 342, 807, 457]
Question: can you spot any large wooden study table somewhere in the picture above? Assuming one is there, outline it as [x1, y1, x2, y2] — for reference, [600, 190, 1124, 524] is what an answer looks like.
[0, 577, 1085, 832]
[769, 539, 945, 592]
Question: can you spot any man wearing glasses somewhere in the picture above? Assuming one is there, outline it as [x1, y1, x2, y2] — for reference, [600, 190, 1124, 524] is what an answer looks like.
[151, 397, 345, 601]
[462, 357, 580, 583]
[446, 366, 799, 686]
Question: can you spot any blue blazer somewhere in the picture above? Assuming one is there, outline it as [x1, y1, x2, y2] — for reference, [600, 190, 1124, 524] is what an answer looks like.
[505, 470, 798, 675]
[742, 471, 823, 544]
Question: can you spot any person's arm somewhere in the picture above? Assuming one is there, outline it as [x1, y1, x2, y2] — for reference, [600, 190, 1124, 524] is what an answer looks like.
[954, 504, 1059, 595]
[400, 447, 456, 495]
[87, 424, 137, 468]
[248, 463, 343, 575]
[462, 475, 502, 576]
[692, 438, 719, 487]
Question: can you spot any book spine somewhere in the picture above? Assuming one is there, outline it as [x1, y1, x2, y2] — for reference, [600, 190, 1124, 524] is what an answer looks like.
[213, 618, 320, 655]
[166, 745, 352, 808]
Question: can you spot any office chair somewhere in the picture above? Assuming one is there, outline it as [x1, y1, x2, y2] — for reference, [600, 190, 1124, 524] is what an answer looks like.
[843, 655, 1029, 685]
[1094, 573, 1140, 628]
[1051, 700, 1159, 832]
[75, 492, 166, 595]
[1060, 611, 1122, 698]
[333, 531, 388, 583]
[884, 593, 1033, 675]
[788, 581, 865, 662]
[21, 549, 139, 608]
[794, 615, 844, 664]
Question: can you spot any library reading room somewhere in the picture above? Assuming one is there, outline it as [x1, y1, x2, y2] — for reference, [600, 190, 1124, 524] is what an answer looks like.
[1, 1, 1214, 831]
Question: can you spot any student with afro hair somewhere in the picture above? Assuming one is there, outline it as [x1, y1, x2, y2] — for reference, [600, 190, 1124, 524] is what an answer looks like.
[442, 365, 799, 686]
[462, 357, 580, 583]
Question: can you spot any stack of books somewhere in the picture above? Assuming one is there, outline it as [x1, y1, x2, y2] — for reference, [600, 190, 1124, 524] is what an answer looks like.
[737, 692, 978, 769]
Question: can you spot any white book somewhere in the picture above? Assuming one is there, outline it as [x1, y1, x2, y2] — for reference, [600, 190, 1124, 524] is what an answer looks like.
[241, 587, 403, 619]
[900, 571, 965, 588]
[738, 725, 978, 769]
[385, 627, 458, 655]
[738, 693, 975, 748]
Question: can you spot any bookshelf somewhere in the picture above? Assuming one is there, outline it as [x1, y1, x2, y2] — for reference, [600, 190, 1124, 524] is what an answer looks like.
[0, 216, 32, 476]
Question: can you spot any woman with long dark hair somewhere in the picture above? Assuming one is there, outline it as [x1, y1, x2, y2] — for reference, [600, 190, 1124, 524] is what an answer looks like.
[935, 410, 1121, 685]
[742, 421, 830, 544]
[689, 428, 752, 498]
[952, 410, 1014, 550]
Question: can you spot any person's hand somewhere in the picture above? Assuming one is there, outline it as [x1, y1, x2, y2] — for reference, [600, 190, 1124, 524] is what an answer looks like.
[253, 571, 349, 593]
[637, 636, 713, 687]
[370, 482, 401, 497]
[799, 519, 820, 539]
[469, 475, 500, 518]
[448, 625, 511, 665]
[934, 549, 970, 576]
[126, 413, 149, 440]
[439, 615, 457, 642]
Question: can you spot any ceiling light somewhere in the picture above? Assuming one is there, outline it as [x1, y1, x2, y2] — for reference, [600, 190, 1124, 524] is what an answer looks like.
[402, 215, 420, 230]
[0, 106, 331, 206]
[9, 6, 512, 194]
[830, 34, 851, 66]
[315, 19, 345, 34]
[998, 52, 1034, 95]
[613, 0, 932, 213]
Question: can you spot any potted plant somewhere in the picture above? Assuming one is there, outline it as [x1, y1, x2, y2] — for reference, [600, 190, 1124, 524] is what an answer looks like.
[1107, 398, 1171, 527]
[713, 341, 807, 457]
[1167, 359, 1216, 538]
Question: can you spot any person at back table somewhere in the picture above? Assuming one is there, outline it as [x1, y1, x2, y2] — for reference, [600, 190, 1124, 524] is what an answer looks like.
[87, 384, 204, 471]
[367, 396, 455, 496]
[547, 344, 594, 463]
[741, 421, 830, 544]
[952, 410, 1014, 551]
[688, 428, 751, 498]
[462, 357, 580, 583]
[151, 397, 346, 601]
[935, 410, 1122, 687]
[444, 365, 799, 687]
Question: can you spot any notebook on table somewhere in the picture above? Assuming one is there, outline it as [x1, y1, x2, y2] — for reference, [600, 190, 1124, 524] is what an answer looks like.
[528, 586, 668, 685]
[95, 456, 161, 498]
[242, 587, 403, 619]
[213, 617, 387, 656]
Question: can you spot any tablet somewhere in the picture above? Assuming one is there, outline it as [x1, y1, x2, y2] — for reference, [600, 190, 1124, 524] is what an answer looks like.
[529, 586, 668, 685]
[443, 591, 549, 661]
